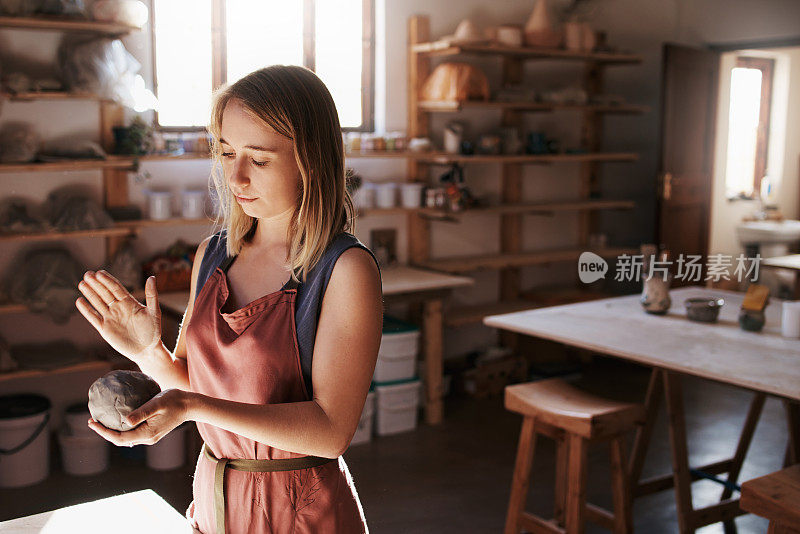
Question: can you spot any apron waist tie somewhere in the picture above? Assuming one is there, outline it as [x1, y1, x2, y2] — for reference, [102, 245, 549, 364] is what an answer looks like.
[203, 442, 336, 534]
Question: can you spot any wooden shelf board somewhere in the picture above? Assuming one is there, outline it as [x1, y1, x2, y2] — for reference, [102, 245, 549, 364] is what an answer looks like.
[1, 91, 105, 102]
[419, 199, 635, 218]
[0, 15, 140, 36]
[114, 217, 214, 228]
[418, 100, 649, 114]
[0, 359, 112, 383]
[0, 226, 134, 243]
[359, 207, 419, 216]
[412, 41, 643, 64]
[135, 153, 211, 162]
[446, 300, 537, 328]
[343, 151, 638, 163]
[417, 152, 638, 164]
[0, 303, 29, 315]
[419, 246, 638, 273]
[344, 151, 415, 159]
[0, 158, 135, 173]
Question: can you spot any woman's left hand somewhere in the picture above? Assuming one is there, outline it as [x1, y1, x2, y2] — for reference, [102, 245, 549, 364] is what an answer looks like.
[87, 389, 194, 447]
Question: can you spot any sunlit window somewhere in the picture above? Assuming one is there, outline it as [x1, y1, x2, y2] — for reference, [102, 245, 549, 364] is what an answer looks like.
[724, 57, 774, 199]
[725, 68, 762, 197]
[152, 0, 213, 128]
[153, 0, 373, 130]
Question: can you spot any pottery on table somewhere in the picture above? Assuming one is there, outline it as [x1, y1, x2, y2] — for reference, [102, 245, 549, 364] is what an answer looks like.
[685, 297, 724, 323]
[641, 275, 672, 315]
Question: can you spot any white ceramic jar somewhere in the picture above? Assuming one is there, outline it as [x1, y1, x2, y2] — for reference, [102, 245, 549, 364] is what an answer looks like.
[374, 183, 398, 209]
[147, 190, 172, 220]
[400, 183, 425, 208]
[181, 189, 206, 219]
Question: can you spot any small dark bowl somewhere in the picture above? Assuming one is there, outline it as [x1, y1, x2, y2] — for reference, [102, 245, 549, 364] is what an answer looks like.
[684, 297, 724, 323]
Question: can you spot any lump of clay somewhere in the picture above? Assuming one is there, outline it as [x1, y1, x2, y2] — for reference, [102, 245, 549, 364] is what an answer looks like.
[88, 370, 160, 431]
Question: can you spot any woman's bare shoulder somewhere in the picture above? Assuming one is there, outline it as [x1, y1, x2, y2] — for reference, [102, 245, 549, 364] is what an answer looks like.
[328, 247, 381, 292]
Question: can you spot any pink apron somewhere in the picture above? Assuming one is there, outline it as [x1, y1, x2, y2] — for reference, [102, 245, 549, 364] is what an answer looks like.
[184, 259, 367, 533]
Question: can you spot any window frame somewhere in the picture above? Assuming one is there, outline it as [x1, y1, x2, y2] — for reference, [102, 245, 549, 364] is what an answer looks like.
[734, 56, 774, 196]
[150, 0, 375, 133]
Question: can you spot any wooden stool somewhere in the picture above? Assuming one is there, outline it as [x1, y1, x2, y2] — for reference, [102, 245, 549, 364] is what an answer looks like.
[740, 464, 800, 533]
[504, 378, 645, 534]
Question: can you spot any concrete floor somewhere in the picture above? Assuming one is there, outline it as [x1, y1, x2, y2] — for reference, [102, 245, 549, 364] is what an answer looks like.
[0, 358, 788, 532]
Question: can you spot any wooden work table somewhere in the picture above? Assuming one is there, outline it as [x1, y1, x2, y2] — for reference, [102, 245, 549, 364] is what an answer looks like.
[159, 265, 473, 425]
[485, 287, 800, 533]
[0, 489, 195, 533]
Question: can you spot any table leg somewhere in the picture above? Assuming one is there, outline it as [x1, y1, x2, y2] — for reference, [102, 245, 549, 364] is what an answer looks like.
[422, 298, 443, 425]
[793, 271, 800, 300]
[663, 371, 695, 534]
[630, 368, 663, 486]
[720, 392, 765, 533]
[720, 393, 766, 499]
[783, 400, 800, 467]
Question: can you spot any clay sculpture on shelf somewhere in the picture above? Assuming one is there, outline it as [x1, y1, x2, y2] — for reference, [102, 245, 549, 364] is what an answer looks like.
[420, 62, 490, 103]
[88, 370, 161, 431]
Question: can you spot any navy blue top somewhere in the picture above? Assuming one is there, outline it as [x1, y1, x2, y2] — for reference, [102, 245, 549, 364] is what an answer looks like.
[195, 229, 381, 398]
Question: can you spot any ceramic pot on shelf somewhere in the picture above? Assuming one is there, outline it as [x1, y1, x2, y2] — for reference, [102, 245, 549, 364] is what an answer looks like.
[524, 0, 562, 48]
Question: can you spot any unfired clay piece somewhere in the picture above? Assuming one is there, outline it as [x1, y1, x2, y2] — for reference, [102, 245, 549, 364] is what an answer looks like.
[88, 370, 160, 431]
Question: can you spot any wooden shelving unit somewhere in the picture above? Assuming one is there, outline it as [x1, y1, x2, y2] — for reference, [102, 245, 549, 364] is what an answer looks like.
[0, 18, 157, 381]
[405, 15, 644, 334]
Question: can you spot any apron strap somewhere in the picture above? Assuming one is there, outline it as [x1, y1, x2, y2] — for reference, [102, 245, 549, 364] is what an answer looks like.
[204, 443, 335, 534]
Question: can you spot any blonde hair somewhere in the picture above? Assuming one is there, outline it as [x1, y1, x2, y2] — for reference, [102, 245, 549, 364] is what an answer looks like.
[207, 65, 354, 282]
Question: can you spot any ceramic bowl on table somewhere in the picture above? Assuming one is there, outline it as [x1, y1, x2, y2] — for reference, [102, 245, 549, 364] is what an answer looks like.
[684, 297, 724, 323]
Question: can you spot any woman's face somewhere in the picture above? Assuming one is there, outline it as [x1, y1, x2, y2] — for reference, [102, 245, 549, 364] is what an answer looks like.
[219, 99, 300, 218]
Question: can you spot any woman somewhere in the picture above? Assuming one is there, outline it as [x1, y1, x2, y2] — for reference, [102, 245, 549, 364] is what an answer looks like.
[75, 65, 383, 533]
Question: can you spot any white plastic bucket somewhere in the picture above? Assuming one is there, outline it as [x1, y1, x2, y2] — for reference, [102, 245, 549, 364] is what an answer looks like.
[147, 190, 173, 220]
[374, 331, 418, 382]
[58, 431, 109, 476]
[146, 422, 188, 471]
[400, 183, 425, 208]
[350, 391, 375, 446]
[374, 317, 420, 382]
[374, 182, 398, 209]
[181, 189, 206, 219]
[64, 403, 94, 438]
[374, 379, 420, 436]
[0, 394, 51, 488]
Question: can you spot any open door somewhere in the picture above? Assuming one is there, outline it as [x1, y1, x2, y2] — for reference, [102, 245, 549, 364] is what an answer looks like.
[656, 44, 720, 284]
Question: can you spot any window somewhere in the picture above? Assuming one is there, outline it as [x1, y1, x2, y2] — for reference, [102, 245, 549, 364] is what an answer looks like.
[152, 0, 374, 131]
[724, 56, 774, 198]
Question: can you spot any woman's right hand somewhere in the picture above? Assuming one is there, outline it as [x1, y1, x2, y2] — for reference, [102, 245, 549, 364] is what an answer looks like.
[75, 270, 162, 363]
